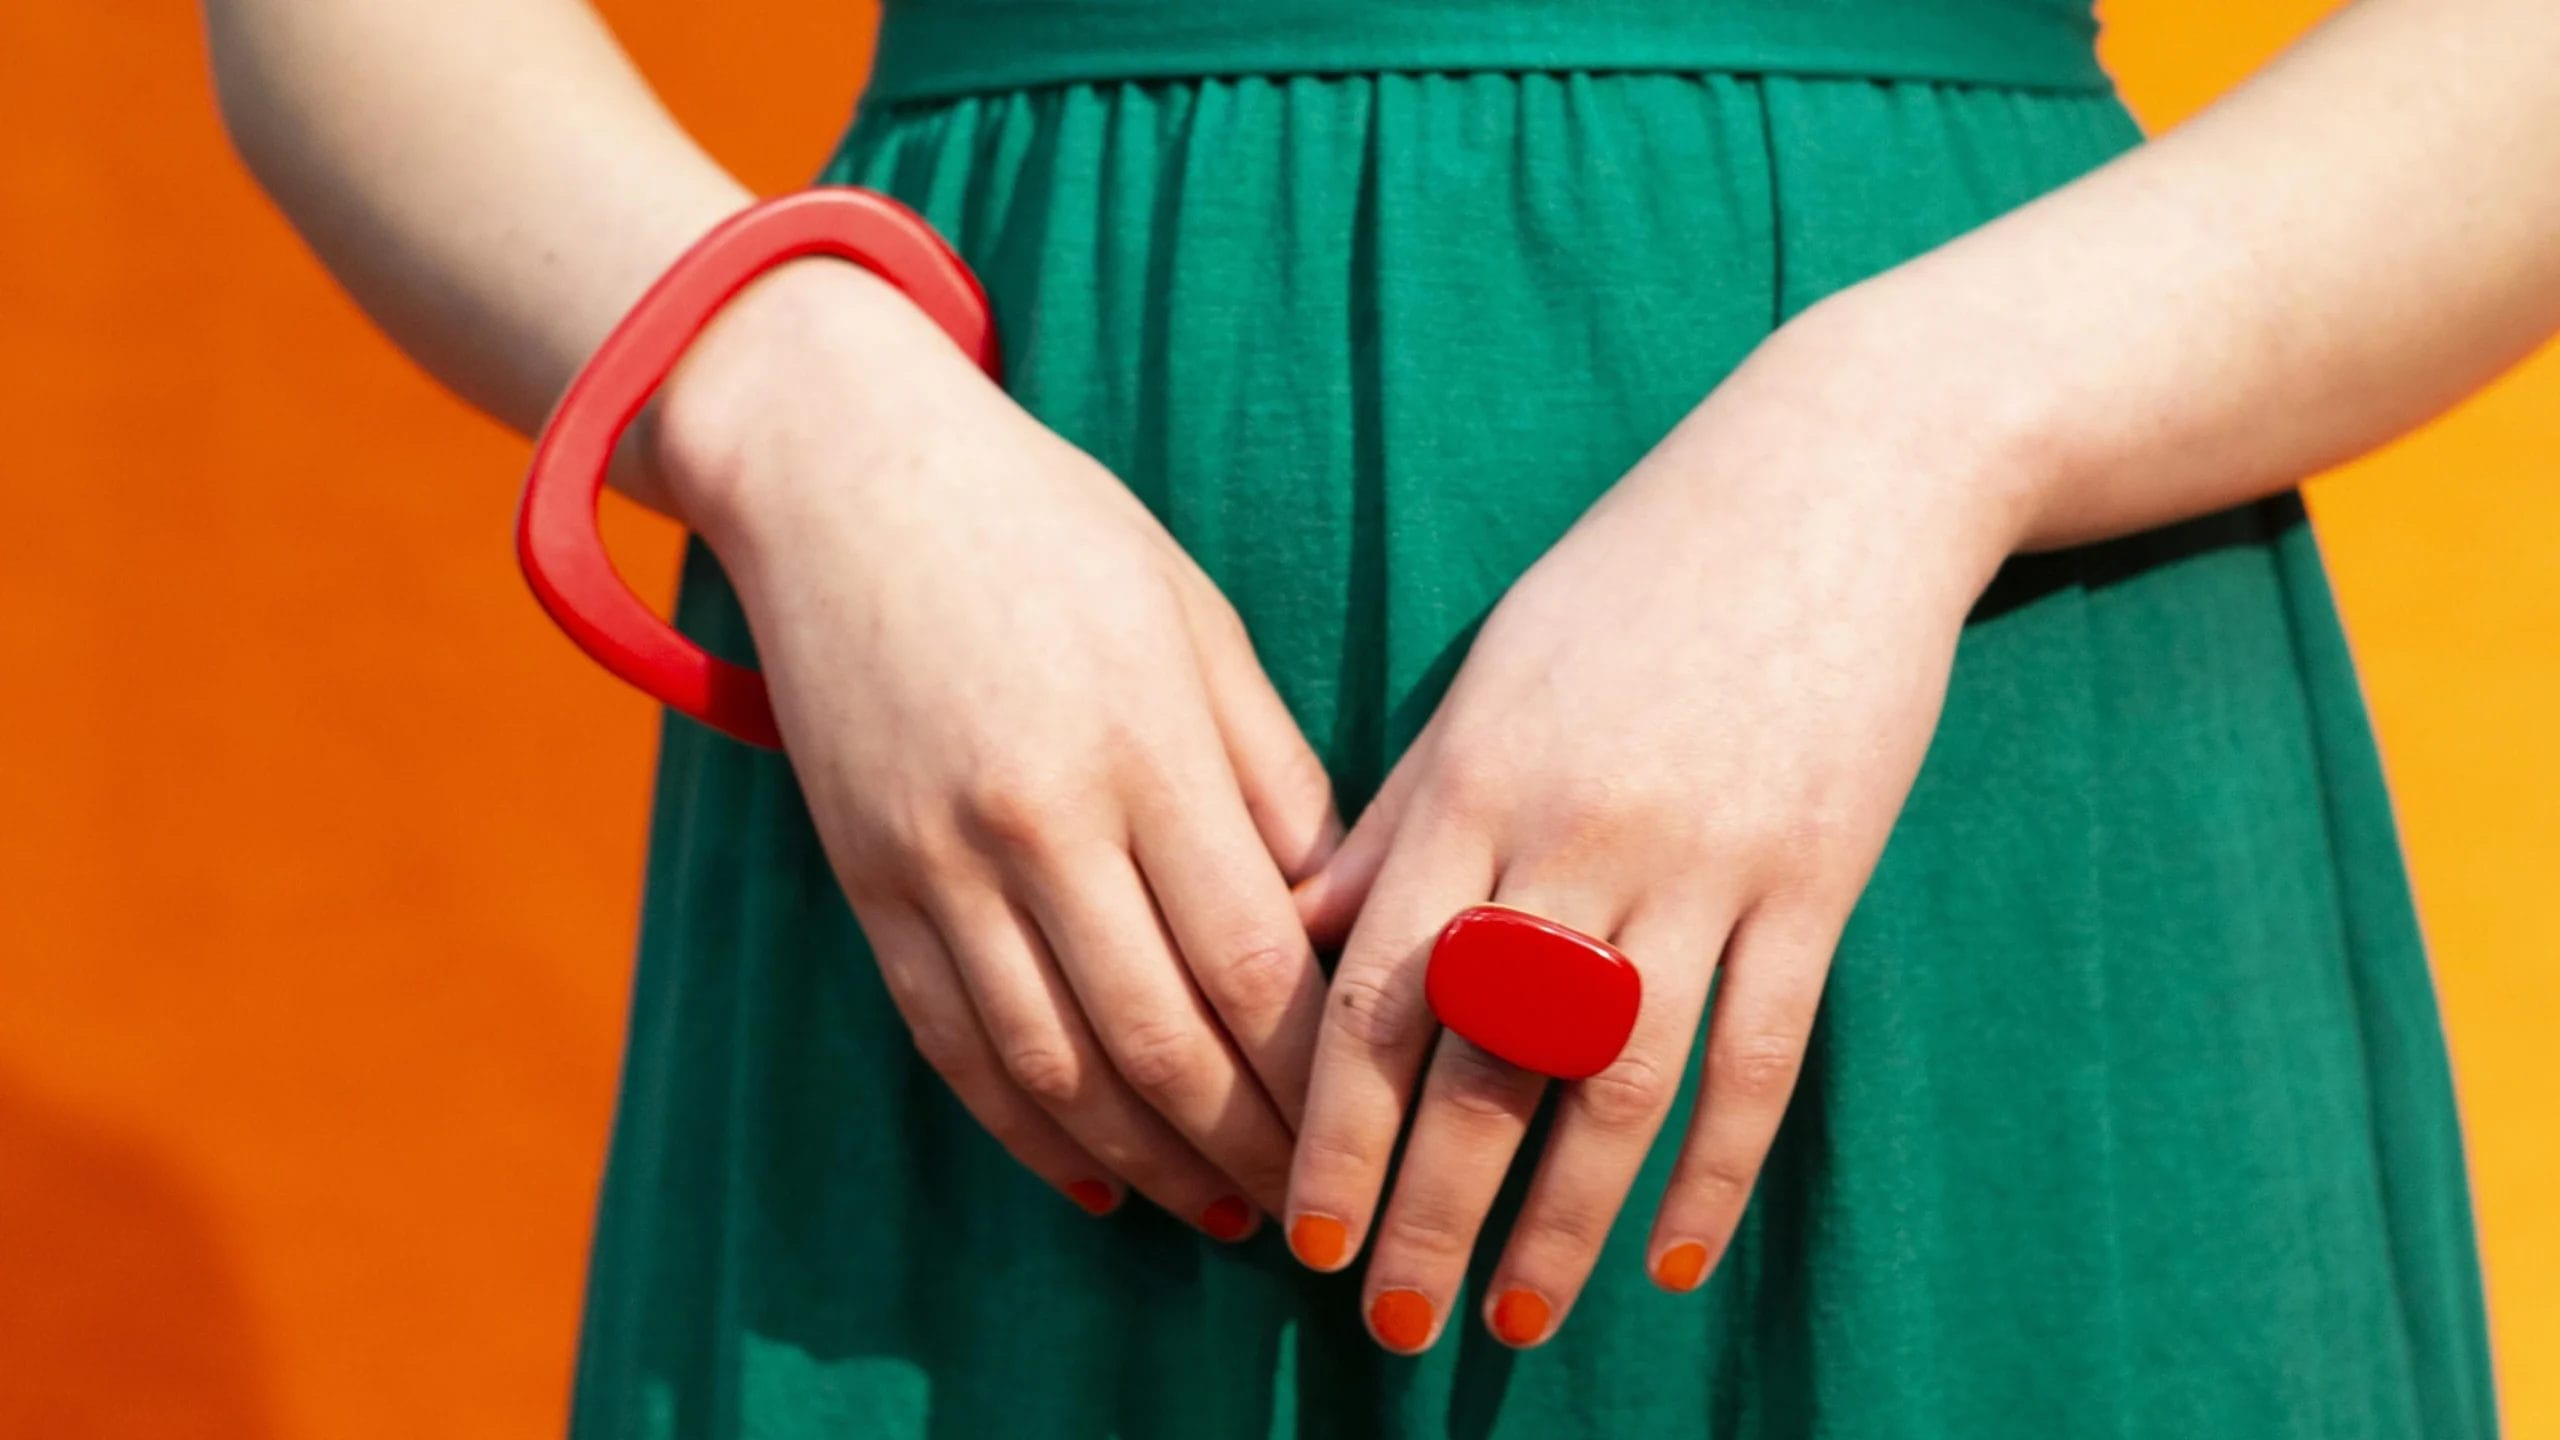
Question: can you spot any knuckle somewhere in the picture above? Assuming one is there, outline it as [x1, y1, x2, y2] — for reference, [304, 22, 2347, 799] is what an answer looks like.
[999, 1040, 1089, 1105]
[959, 769, 1077, 856]
[1108, 1014, 1209, 1096]
[1575, 1051, 1678, 1129]
[1729, 794, 1863, 895]
[1172, 568, 1241, 628]
[1263, 745, 1337, 819]
[860, 793, 962, 877]
[906, 1018, 982, 1087]
[1776, 805, 1840, 869]
[1202, 594, 1256, 649]
[1229, 1146, 1296, 1203]
[1435, 1043, 1533, 1122]
[1327, 966, 1426, 1051]
[871, 955, 928, 1011]
[1746, 809, 1833, 888]
[1425, 745, 1509, 823]
[1293, 1125, 1381, 1184]
[1686, 1150, 1760, 1206]
[1708, 1030, 1804, 1104]
[829, 856, 900, 909]
[1520, 1195, 1612, 1256]
[1083, 1132, 1156, 1179]
[968, 1101, 1047, 1156]
[1202, 937, 1307, 1016]
[1536, 771, 1634, 851]
[1378, 1194, 1475, 1263]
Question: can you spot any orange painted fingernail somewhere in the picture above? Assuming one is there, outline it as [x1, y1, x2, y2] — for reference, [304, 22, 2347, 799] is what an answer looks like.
[1653, 1241, 1710, 1292]
[1289, 1214, 1348, 1270]
[1065, 1179, 1116, 1216]
[1199, 1196, 1256, 1241]
[1368, 1289, 1435, 1353]
[1489, 1288, 1551, 1346]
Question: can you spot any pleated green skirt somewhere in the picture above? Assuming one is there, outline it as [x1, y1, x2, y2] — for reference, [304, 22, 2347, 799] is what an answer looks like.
[569, 4, 2495, 1435]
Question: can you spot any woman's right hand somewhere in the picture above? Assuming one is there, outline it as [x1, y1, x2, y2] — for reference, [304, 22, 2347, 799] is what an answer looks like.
[643, 260, 1341, 1238]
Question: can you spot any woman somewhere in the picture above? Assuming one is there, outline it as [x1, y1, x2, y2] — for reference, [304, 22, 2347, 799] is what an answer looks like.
[206, 0, 2540, 1433]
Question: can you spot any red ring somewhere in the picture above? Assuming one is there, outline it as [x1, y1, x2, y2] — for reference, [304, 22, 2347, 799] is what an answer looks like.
[1425, 904, 1643, 1081]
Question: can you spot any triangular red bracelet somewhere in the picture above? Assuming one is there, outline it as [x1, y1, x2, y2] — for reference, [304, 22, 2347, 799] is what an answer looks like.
[516, 188, 1000, 749]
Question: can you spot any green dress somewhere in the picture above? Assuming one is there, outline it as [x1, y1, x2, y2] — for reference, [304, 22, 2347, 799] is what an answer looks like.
[570, 1, 2496, 1435]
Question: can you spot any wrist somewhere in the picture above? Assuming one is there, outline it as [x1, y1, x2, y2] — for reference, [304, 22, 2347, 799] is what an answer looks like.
[647, 255, 983, 545]
[1755, 279, 2074, 571]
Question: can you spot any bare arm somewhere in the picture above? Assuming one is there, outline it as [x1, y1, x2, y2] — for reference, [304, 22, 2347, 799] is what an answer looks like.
[1283, 0, 2560, 1349]
[203, 0, 883, 512]
[207, 0, 1343, 1234]
[1823, 0, 2560, 549]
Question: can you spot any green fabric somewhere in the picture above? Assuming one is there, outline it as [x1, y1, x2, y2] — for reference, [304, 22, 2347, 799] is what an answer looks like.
[865, 0, 2112, 104]
[569, 10, 2495, 1438]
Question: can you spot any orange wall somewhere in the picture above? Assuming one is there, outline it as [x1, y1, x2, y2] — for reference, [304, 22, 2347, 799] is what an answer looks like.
[0, 3, 2547, 1436]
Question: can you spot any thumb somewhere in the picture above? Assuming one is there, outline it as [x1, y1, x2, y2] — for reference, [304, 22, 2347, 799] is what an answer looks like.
[1288, 739, 1429, 950]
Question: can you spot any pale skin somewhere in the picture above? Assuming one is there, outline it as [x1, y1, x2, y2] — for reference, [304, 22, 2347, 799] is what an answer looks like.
[208, 0, 2560, 1352]
[206, 0, 1348, 1238]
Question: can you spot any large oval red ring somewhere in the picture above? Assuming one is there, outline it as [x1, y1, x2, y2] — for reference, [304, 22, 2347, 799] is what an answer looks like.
[1426, 904, 1643, 1081]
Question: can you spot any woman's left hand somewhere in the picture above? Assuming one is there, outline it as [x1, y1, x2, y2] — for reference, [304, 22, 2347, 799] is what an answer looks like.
[1282, 304, 2036, 1351]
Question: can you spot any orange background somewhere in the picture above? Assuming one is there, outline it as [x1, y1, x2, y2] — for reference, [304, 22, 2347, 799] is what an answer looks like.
[0, 2, 2550, 1436]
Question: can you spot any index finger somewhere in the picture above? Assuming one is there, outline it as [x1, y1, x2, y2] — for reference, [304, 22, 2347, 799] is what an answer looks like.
[1282, 818, 1495, 1273]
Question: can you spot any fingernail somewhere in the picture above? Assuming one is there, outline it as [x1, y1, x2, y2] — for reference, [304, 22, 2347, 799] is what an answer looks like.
[1199, 1196, 1256, 1242]
[1065, 1180, 1116, 1216]
[1489, 1288, 1551, 1347]
[1653, 1241, 1709, 1292]
[1368, 1288, 1435, 1353]
[1288, 1213, 1349, 1270]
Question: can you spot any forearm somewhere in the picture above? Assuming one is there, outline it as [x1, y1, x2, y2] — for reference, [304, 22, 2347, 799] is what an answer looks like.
[203, 0, 808, 512]
[1811, 0, 2560, 553]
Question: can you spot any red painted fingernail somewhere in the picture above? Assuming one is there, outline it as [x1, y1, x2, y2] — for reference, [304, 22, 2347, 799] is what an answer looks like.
[1065, 1179, 1116, 1216]
[1369, 1289, 1436, 1353]
[1490, 1288, 1551, 1347]
[1653, 1241, 1710, 1292]
[1199, 1196, 1256, 1241]
[1289, 1214, 1349, 1270]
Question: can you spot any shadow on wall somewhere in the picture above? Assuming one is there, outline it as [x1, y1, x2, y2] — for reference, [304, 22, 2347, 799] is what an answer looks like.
[0, 1065, 276, 1439]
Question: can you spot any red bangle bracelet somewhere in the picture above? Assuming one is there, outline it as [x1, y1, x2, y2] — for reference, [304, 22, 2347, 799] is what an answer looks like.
[515, 188, 1001, 749]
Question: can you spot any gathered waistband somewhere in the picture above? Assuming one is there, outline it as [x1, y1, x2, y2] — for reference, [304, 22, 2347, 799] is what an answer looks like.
[863, 0, 2113, 106]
